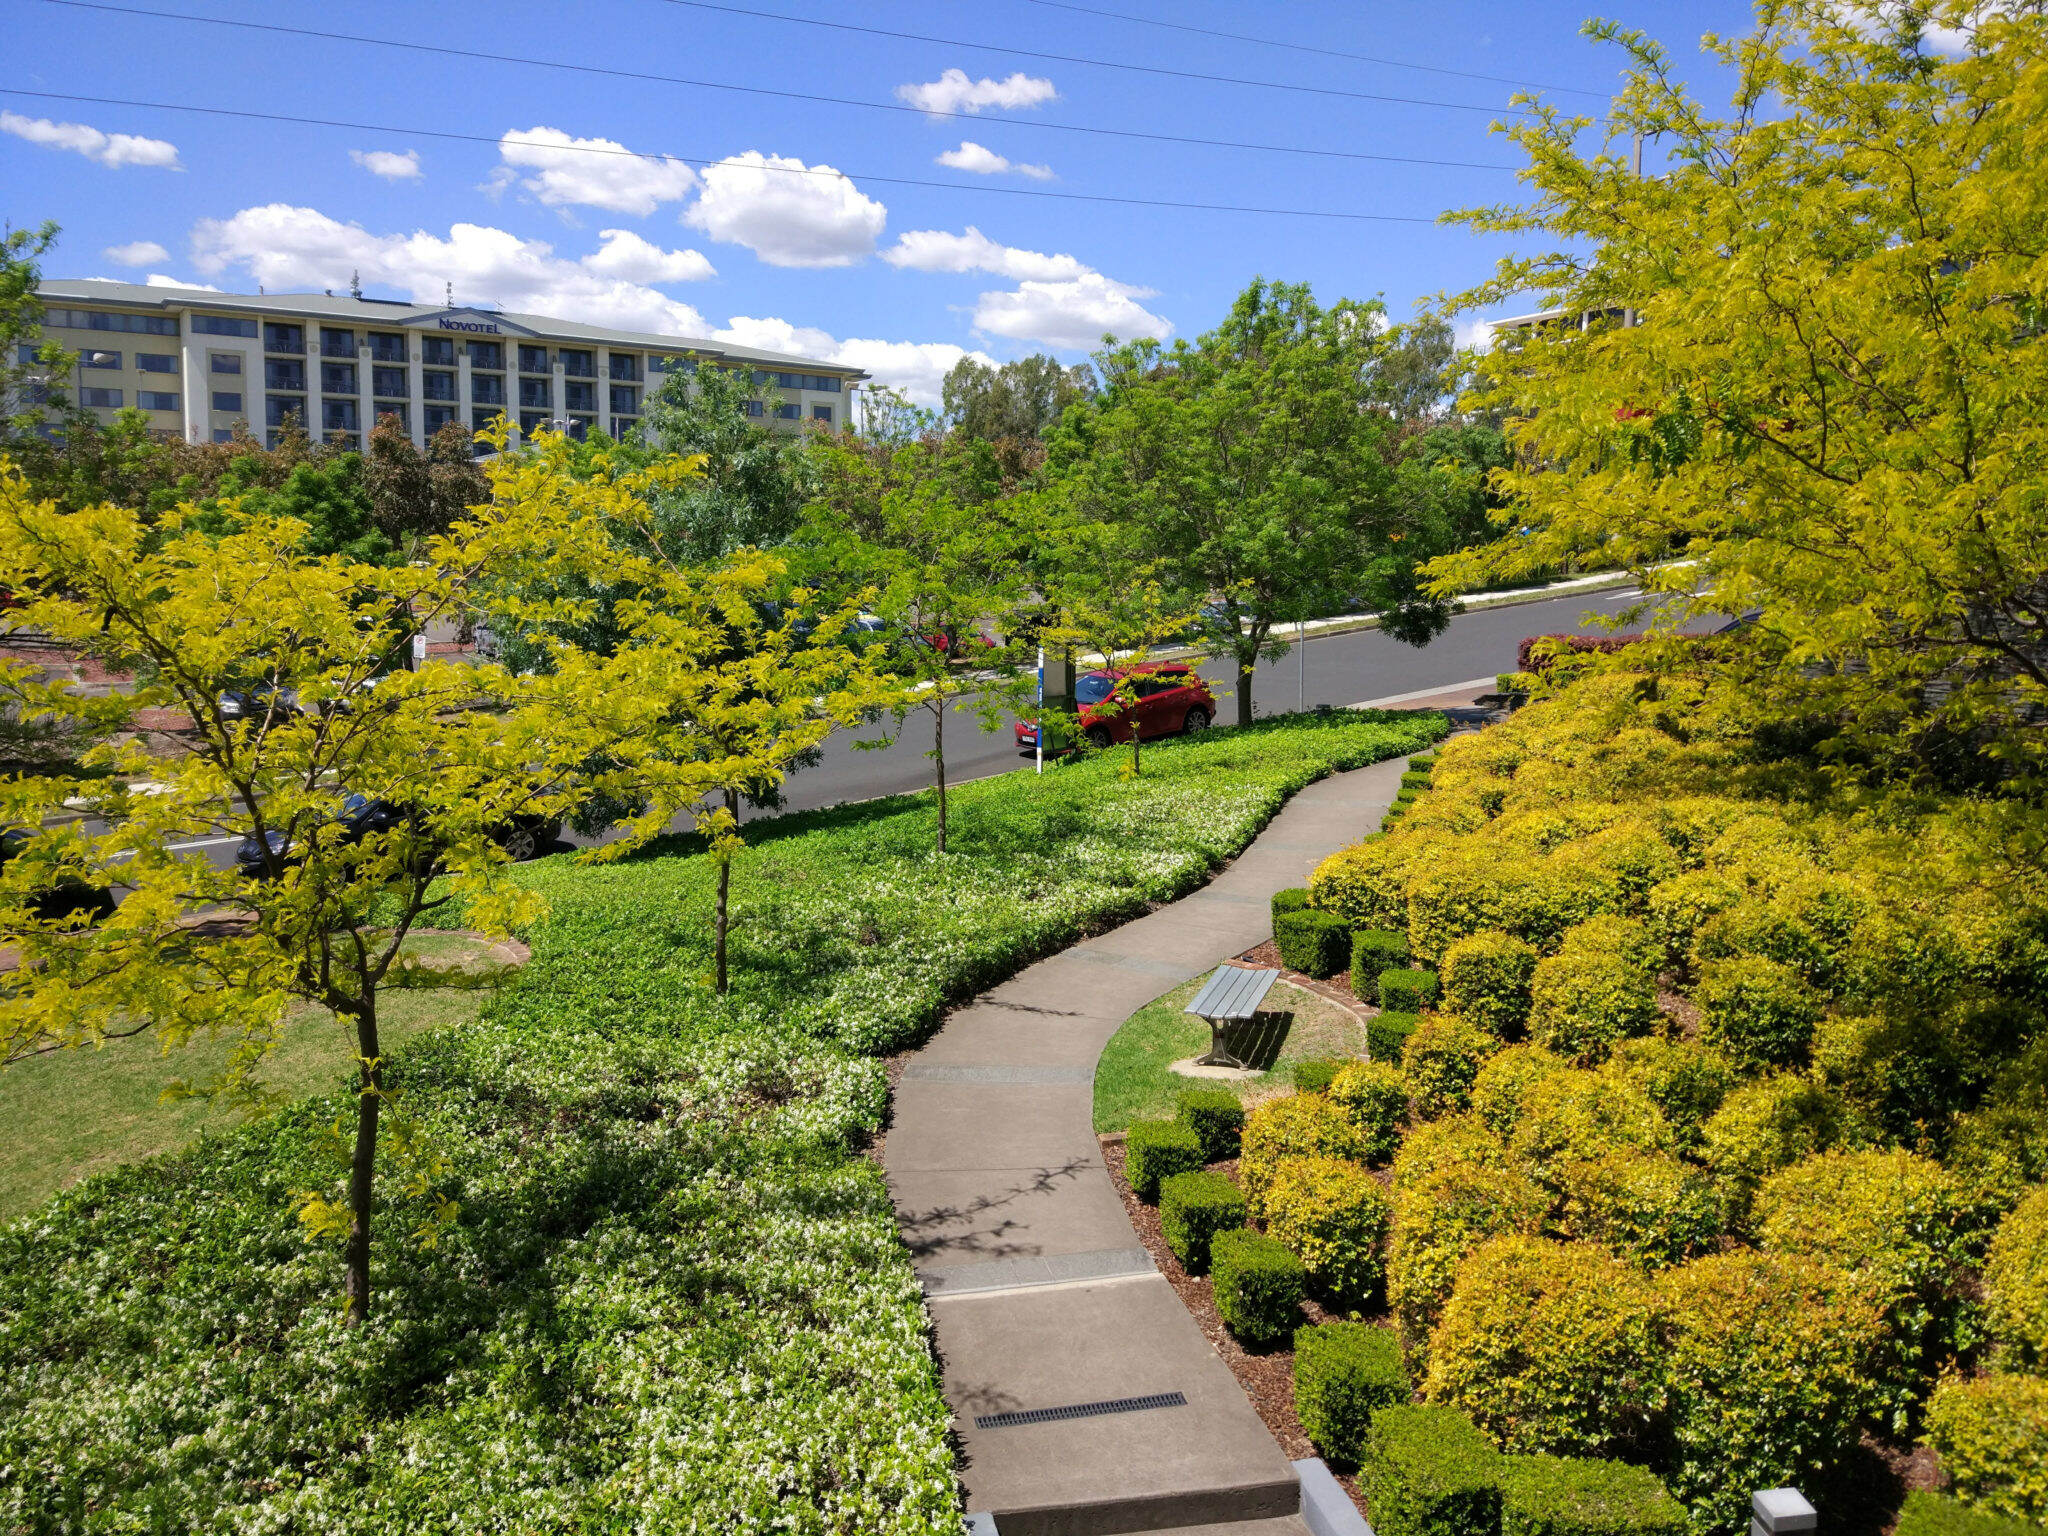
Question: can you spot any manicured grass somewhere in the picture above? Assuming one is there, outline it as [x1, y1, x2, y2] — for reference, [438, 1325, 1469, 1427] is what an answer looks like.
[1095, 976, 1370, 1134]
[0, 930, 506, 1225]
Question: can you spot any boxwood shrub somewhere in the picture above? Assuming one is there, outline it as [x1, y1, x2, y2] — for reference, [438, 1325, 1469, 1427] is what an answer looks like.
[1695, 954, 1821, 1070]
[1403, 1014, 1497, 1120]
[1499, 1453, 1687, 1536]
[1352, 928, 1412, 996]
[1528, 918, 1660, 1065]
[1176, 1086, 1246, 1162]
[1925, 1373, 2048, 1525]
[1602, 1037, 1734, 1153]
[1159, 1169, 1246, 1273]
[1264, 1154, 1394, 1308]
[1210, 1228, 1306, 1346]
[1277, 907, 1354, 978]
[1388, 1158, 1548, 1363]
[1240, 1091, 1368, 1219]
[1329, 1060, 1408, 1165]
[1273, 886, 1313, 924]
[1380, 967, 1442, 1013]
[1985, 1184, 2048, 1373]
[1441, 930, 1539, 1036]
[1294, 1321, 1405, 1468]
[1700, 1072, 1841, 1231]
[1893, 1490, 2048, 1536]
[1553, 1149, 1720, 1271]
[1293, 1057, 1348, 1094]
[1362, 1404, 1502, 1536]
[1369, 1009, 1423, 1064]
[1472, 1044, 1568, 1140]
[1509, 1068, 1672, 1175]
[1401, 768, 1435, 793]
[1125, 1117, 1206, 1202]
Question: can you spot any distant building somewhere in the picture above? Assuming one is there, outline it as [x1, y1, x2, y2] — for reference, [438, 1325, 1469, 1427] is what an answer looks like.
[1488, 305, 1634, 339]
[25, 280, 866, 450]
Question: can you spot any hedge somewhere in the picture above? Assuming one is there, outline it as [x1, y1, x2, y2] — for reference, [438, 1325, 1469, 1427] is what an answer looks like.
[1403, 1015, 1495, 1120]
[1472, 1045, 1567, 1141]
[1211, 1228, 1306, 1346]
[1329, 1060, 1408, 1165]
[1441, 930, 1539, 1036]
[1277, 907, 1354, 978]
[1380, 967, 1442, 1013]
[1892, 1490, 2048, 1536]
[1508, 1068, 1671, 1175]
[1160, 1169, 1246, 1273]
[1528, 920, 1660, 1065]
[1699, 1073, 1840, 1231]
[1925, 1374, 2048, 1526]
[1294, 1321, 1405, 1468]
[1369, 1010, 1423, 1064]
[1985, 1184, 2048, 1373]
[1240, 1091, 1369, 1219]
[1177, 1086, 1247, 1162]
[1362, 1404, 1502, 1536]
[1499, 1454, 1687, 1536]
[1273, 886, 1313, 925]
[1602, 1038, 1734, 1153]
[1353, 928, 1412, 996]
[1294, 1057, 1348, 1094]
[1695, 954, 1820, 1070]
[1125, 1118, 1206, 1202]
[1553, 1150, 1720, 1271]
[1424, 1235, 1662, 1458]
[1264, 1154, 1394, 1308]
[1388, 1158, 1548, 1362]
[1515, 632, 1647, 672]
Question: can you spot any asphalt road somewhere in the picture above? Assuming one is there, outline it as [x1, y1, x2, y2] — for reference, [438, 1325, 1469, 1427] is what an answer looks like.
[140, 584, 1693, 871]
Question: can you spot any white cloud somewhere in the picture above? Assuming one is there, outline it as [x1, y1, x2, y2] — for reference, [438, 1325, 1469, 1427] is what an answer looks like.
[972, 272, 1172, 350]
[1453, 317, 1496, 351]
[882, 226, 1087, 282]
[351, 147, 422, 181]
[935, 141, 1054, 180]
[583, 228, 715, 283]
[683, 151, 886, 269]
[145, 274, 222, 291]
[0, 111, 180, 169]
[103, 240, 170, 267]
[493, 126, 698, 215]
[189, 205, 712, 335]
[897, 69, 1058, 116]
[715, 315, 993, 408]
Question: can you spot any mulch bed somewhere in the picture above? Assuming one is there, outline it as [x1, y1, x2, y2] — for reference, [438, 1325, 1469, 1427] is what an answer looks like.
[1102, 1134, 1377, 1520]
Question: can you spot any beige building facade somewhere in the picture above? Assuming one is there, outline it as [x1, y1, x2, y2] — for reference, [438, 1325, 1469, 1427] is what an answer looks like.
[28, 280, 866, 450]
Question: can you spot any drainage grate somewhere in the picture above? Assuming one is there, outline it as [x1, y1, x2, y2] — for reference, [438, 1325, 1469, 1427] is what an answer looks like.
[974, 1391, 1187, 1430]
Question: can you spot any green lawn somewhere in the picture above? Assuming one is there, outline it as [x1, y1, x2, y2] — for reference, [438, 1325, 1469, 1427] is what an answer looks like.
[0, 930, 506, 1225]
[1095, 975, 1371, 1133]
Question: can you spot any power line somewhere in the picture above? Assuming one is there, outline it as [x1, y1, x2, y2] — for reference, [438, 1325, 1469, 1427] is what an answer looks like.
[32, 0, 1522, 173]
[658, 0, 1539, 116]
[0, 89, 1448, 222]
[1012, 0, 1611, 100]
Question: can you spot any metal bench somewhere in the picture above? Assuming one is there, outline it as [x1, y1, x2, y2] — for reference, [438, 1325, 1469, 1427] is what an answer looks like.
[1185, 963, 1281, 1070]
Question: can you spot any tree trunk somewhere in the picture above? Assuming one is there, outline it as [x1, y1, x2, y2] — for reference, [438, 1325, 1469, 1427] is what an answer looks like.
[344, 1002, 382, 1326]
[714, 788, 737, 995]
[933, 700, 948, 855]
[1130, 718, 1142, 776]
[1236, 656, 1256, 729]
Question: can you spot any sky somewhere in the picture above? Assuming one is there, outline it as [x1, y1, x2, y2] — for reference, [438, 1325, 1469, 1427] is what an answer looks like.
[3, 0, 1760, 404]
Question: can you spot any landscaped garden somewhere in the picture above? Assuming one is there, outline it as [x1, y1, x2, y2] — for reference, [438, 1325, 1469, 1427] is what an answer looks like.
[0, 707, 1444, 1533]
[1106, 672, 2048, 1536]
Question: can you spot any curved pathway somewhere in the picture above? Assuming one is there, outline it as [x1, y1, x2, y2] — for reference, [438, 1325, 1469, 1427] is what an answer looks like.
[885, 751, 1418, 1536]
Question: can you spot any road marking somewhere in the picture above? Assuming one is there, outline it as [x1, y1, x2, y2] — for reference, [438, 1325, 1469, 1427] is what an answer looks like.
[163, 835, 241, 853]
[1348, 676, 1499, 709]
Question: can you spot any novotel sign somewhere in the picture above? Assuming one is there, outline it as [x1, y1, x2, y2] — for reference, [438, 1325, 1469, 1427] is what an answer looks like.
[435, 317, 501, 334]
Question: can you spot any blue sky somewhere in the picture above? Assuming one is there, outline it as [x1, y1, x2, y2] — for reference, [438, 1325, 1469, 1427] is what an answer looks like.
[4, 0, 1756, 401]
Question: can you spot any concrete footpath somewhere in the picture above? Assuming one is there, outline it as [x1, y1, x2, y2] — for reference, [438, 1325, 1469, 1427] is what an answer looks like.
[884, 751, 1418, 1536]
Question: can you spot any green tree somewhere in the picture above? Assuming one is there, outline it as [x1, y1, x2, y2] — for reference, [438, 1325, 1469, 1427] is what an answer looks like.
[1049, 278, 1453, 728]
[1366, 312, 1458, 424]
[0, 222, 77, 450]
[0, 435, 745, 1322]
[633, 358, 818, 561]
[1430, 1, 2048, 778]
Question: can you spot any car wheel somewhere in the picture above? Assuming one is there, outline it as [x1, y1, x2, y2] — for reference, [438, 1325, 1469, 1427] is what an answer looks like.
[498, 825, 538, 862]
[1085, 726, 1113, 751]
[1184, 706, 1210, 733]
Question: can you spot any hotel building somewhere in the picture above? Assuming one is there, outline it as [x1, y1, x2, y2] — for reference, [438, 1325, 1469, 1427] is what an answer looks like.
[26, 280, 866, 450]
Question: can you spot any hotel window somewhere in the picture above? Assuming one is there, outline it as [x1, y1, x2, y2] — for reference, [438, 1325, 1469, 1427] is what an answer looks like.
[320, 327, 357, 359]
[771, 371, 801, 390]
[320, 362, 357, 395]
[805, 374, 841, 392]
[212, 391, 243, 413]
[774, 402, 799, 421]
[78, 349, 121, 369]
[744, 399, 764, 417]
[563, 380, 594, 413]
[518, 377, 550, 409]
[422, 336, 456, 366]
[212, 428, 235, 443]
[608, 354, 640, 381]
[374, 403, 408, 432]
[265, 359, 306, 391]
[138, 391, 178, 412]
[609, 385, 637, 416]
[43, 307, 177, 335]
[372, 366, 407, 398]
[471, 407, 500, 434]
[519, 411, 550, 436]
[559, 349, 593, 377]
[137, 353, 178, 374]
[263, 322, 304, 354]
[565, 417, 590, 441]
[323, 399, 358, 433]
[367, 332, 406, 364]
[266, 396, 306, 429]
[14, 343, 36, 365]
[211, 353, 242, 374]
[193, 315, 257, 338]
[466, 340, 503, 371]
[518, 345, 549, 373]
[422, 370, 456, 402]
[471, 375, 505, 406]
[423, 403, 456, 435]
[811, 403, 833, 423]
[78, 387, 123, 408]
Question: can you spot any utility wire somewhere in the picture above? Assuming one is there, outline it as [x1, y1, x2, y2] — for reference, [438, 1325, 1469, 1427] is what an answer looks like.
[0, 89, 1448, 222]
[32, 0, 1523, 172]
[658, 0, 1539, 115]
[1013, 0, 1610, 99]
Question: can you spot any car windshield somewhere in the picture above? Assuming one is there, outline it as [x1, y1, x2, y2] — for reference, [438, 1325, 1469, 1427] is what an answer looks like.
[1076, 674, 1116, 705]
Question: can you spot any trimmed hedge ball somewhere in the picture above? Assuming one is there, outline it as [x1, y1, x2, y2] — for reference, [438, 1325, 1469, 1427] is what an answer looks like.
[1293, 1057, 1348, 1094]
[1528, 919, 1660, 1066]
[1403, 1014, 1497, 1120]
[1986, 1184, 2048, 1374]
[1294, 1321, 1405, 1468]
[1272, 887, 1313, 925]
[1176, 1086, 1246, 1162]
[1362, 1404, 1502, 1536]
[1695, 954, 1820, 1070]
[1369, 1010, 1423, 1064]
[1159, 1169, 1246, 1273]
[1603, 1037, 1735, 1153]
[1264, 1154, 1394, 1309]
[1241, 1091, 1368, 1219]
[1352, 928, 1412, 997]
[1924, 1373, 2048, 1526]
[1499, 1453, 1687, 1536]
[1211, 1227, 1306, 1346]
[1553, 1149, 1720, 1271]
[1380, 967, 1442, 1013]
[1700, 1072, 1840, 1231]
[1508, 1067, 1671, 1174]
[1277, 908, 1354, 978]
[1472, 1044, 1568, 1141]
[1441, 930, 1539, 1036]
[1329, 1060, 1408, 1165]
[1388, 1157, 1548, 1363]
[1123, 1118, 1205, 1203]
[1892, 1490, 2048, 1536]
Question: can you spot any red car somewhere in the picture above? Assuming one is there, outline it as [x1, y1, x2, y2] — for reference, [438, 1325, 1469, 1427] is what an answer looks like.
[1014, 662, 1215, 752]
